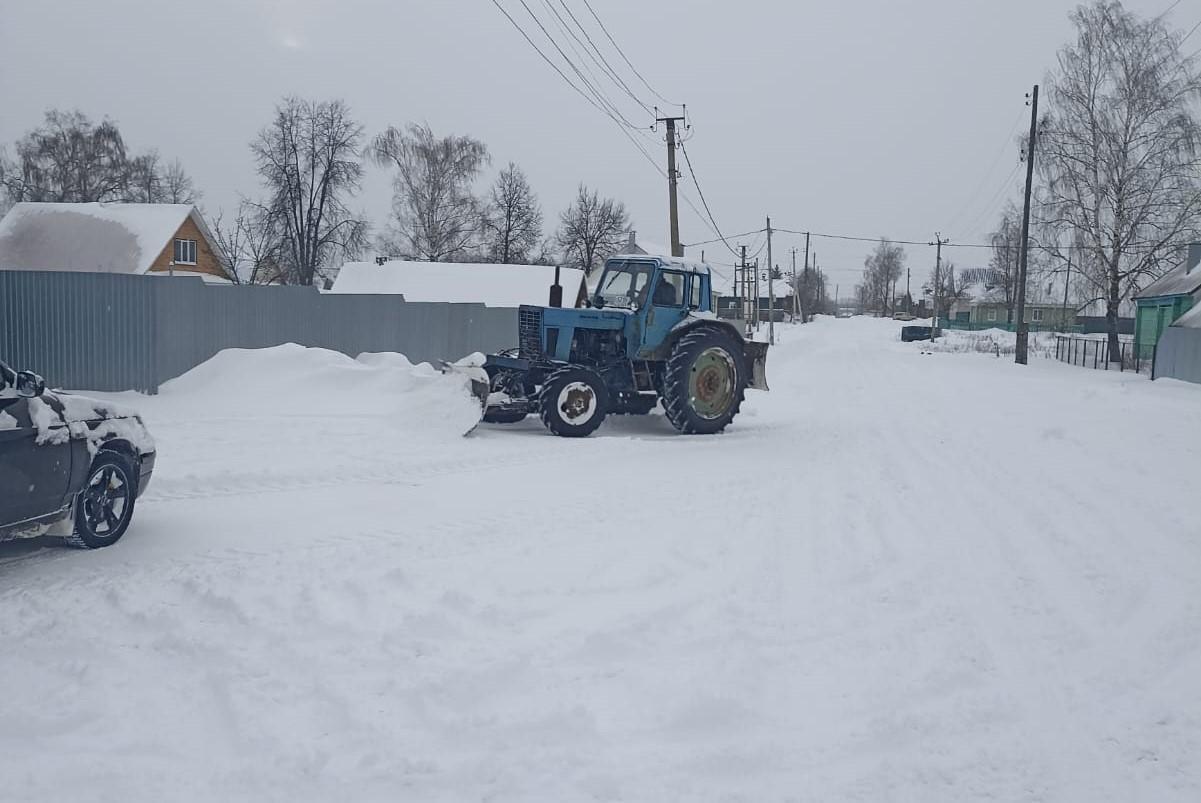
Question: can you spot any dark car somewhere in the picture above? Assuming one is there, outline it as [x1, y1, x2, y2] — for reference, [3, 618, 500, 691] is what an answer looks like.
[1, 359, 156, 549]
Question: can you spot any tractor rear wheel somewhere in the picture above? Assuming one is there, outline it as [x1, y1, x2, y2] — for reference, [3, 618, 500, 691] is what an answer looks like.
[662, 329, 747, 434]
[538, 367, 608, 437]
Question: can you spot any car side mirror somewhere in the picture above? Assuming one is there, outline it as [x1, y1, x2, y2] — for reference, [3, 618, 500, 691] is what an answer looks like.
[15, 370, 45, 398]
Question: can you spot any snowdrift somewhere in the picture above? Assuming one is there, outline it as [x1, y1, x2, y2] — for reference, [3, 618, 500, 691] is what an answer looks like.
[158, 343, 483, 438]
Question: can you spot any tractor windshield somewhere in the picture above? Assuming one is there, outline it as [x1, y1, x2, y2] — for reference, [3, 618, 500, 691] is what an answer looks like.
[595, 260, 656, 309]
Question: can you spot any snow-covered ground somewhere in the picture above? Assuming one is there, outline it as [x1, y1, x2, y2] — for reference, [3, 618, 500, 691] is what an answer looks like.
[3, 317, 1201, 802]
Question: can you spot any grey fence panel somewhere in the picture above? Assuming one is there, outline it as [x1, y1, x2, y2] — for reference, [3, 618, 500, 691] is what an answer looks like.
[1155, 328, 1201, 385]
[1, 271, 519, 393]
[0, 271, 156, 392]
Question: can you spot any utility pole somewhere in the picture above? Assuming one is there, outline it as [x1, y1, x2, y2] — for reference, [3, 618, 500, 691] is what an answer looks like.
[656, 112, 687, 258]
[791, 247, 800, 323]
[1015, 85, 1039, 365]
[768, 262, 776, 345]
[739, 244, 750, 334]
[1061, 251, 1072, 333]
[906, 267, 911, 313]
[753, 258, 760, 330]
[765, 216, 773, 339]
[931, 233, 948, 337]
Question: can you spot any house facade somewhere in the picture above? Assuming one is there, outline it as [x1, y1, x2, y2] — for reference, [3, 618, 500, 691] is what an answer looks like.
[965, 301, 1074, 330]
[0, 202, 229, 282]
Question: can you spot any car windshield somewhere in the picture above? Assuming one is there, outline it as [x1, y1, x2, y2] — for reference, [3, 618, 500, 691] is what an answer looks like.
[595, 260, 656, 309]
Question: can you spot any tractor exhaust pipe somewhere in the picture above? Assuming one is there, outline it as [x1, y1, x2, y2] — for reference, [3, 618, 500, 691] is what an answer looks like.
[549, 264, 563, 308]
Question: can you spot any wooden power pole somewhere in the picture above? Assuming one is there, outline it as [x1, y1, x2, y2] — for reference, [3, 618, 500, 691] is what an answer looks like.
[1015, 85, 1039, 365]
[657, 113, 687, 258]
[931, 233, 948, 337]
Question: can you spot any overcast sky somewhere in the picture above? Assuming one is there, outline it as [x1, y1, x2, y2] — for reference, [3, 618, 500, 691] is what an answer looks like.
[0, 0, 1192, 292]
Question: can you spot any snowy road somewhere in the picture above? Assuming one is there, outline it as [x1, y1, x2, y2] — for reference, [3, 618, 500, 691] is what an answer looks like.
[3, 318, 1200, 802]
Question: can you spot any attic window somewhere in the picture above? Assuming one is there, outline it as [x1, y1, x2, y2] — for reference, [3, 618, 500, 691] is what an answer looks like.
[173, 238, 197, 265]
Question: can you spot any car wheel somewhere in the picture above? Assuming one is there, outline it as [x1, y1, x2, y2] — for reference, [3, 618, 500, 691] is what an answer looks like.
[65, 451, 138, 549]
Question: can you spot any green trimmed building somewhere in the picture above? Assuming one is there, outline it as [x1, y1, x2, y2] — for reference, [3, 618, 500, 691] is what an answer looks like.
[1134, 243, 1201, 359]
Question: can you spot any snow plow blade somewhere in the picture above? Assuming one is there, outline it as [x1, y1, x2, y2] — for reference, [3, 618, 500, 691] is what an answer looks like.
[744, 341, 769, 391]
[438, 361, 491, 435]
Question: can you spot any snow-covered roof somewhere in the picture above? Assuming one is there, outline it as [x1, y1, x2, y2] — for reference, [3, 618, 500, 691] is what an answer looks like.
[330, 260, 587, 308]
[1134, 249, 1201, 299]
[0, 202, 217, 275]
[1171, 303, 1201, 329]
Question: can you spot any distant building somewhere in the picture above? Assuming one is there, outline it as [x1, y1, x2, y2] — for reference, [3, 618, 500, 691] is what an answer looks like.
[1133, 243, 1201, 358]
[331, 259, 588, 308]
[946, 267, 1076, 330]
[0, 202, 230, 282]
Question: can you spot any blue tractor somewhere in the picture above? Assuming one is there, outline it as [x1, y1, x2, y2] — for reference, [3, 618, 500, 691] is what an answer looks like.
[476, 254, 769, 437]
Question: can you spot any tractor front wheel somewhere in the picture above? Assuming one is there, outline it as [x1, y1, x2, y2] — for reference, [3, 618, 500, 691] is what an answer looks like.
[662, 329, 747, 434]
[538, 367, 609, 437]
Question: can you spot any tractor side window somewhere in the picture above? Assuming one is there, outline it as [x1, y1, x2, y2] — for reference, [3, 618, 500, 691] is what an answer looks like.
[652, 271, 686, 307]
[688, 274, 704, 309]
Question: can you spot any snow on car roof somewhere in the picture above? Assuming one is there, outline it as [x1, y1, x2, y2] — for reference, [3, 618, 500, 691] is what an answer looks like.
[0, 202, 216, 275]
[330, 260, 587, 308]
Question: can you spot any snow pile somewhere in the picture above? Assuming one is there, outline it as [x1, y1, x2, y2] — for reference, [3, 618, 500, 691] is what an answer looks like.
[912, 327, 1056, 358]
[158, 343, 482, 435]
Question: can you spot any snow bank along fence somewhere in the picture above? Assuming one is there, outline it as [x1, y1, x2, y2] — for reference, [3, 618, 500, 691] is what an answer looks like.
[1053, 334, 1150, 375]
[0, 270, 517, 393]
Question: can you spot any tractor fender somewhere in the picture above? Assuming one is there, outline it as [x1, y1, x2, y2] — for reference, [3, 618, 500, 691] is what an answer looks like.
[659, 316, 746, 355]
[658, 317, 770, 392]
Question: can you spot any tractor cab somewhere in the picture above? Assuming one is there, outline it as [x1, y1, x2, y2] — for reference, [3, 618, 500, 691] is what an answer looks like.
[591, 256, 713, 359]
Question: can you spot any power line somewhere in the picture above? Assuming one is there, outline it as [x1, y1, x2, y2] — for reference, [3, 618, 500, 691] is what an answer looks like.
[492, 1, 728, 250]
[537, 0, 650, 119]
[1181, 18, 1201, 44]
[513, 0, 644, 129]
[682, 227, 767, 248]
[490, 0, 625, 124]
[944, 108, 1026, 234]
[553, 0, 655, 116]
[579, 0, 682, 107]
[677, 139, 741, 257]
[957, 159, 1024, 238]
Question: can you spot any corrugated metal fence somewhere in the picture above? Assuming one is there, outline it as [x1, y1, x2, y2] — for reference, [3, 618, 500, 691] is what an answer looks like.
[0, 271, 518, 393]
[1154, 327, 1201, 384]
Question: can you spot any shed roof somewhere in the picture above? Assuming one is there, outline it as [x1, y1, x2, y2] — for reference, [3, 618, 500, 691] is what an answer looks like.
[1134, 250, 1201, 300]
[0, 202, 221, 276]
[330, 260, 587, 308]
[1171, 303, 1201, 329]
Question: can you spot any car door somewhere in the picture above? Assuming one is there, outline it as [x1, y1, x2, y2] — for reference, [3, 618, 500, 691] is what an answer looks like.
[0, 390, 73, 528]
[640, 270, 689, 354]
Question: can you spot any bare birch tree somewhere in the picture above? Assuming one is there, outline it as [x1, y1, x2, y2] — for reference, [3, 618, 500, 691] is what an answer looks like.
[862, 238, 906, 315]
[212, 200, 286, 284]
[369, 123, 489, 262]
[0, 110, 200, 207]
[556, 184, 629, 274]
[161, 158, 198, 204]
[251, 97, 368, 286]
[1, 110, 129, 203]
[988, 206, 1023, 322]
[483, 162, 543, 263]
[1037, 1, 1201, 356]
